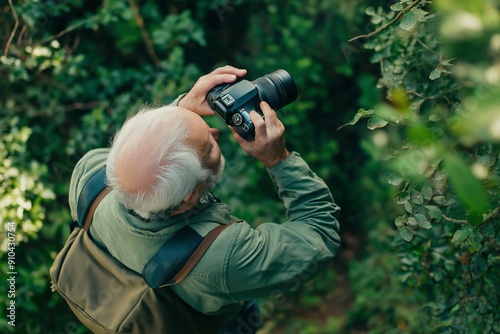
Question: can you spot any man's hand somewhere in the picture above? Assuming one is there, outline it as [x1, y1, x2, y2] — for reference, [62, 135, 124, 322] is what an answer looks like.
[230, 102, 290, 167]
[179, 65, 247, 116]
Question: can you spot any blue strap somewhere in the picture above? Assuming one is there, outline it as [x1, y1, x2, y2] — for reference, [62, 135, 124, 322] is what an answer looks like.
[142, 226, 203, 288]
[75, 168, 107, 228]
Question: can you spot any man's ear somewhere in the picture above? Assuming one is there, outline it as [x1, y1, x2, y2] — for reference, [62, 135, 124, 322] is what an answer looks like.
[170, 185, 203, 216]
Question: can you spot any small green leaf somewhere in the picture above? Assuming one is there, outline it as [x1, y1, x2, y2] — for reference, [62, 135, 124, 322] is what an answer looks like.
[339, 108, 373, 129]
[404, 200, 413, 213]
[415, 214, 432, 229]
[367, 117, 389, 130]
[425, 205, 443, 220]
[407, 217, 418, 226]
[395, 215, 406, 227]
[452, 229, 470, 243]
[412, 8, 429, 22]
[422, 185, 433, 200]
[400, 226, 413, 241]
[433, 195, 447, 205]
[366, 7, 376, 15]
[411, 189, 424, 204]
[429, 68, 442, 80]
[390, 3, 404, 11]
[400, 11, 418, 31]
[394, 191, 410, 204]
[388, 173, 404, 186]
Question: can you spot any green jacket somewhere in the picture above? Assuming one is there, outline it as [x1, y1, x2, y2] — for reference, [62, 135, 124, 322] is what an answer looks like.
[69, 148, 340, 319]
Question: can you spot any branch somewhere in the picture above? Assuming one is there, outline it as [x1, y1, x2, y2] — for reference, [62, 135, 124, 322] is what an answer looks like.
[3, 0, 19, 57]
[38, 16, 96, 45]
[127, 0, 162, 69]
[441, 215, 467, 224]
[348, 0, 422, 43]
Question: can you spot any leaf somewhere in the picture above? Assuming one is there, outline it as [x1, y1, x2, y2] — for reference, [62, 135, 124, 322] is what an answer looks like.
[411, 189, 424, 204]
[422, 184, 433, 200]
[452, 229, 470, 243]
[339, 108, 373, 129]
[443, 153, 489, 214]
[425, 205, 443, 220]
[412, 8, 429, 22]
[394, 191, 410, 204]
[404, 200, 413, 213]
[388, 173, 404, 186]
[400, 226, 413, 241]
[415, 214, 432, 229]
[429, 68, 442, 80]
[367, 117, 389, 130]
[400, 11, 418, 31]
[390, 3, 404, 11]
[395, 215, 406, 227]
[433, 195, 447, 206]
[407, 217, 418, 226]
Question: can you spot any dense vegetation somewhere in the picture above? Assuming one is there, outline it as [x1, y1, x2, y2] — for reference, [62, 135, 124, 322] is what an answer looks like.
[1, 0, 498, 333]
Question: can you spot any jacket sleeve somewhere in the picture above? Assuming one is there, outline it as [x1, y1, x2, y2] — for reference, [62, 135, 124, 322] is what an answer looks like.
[223, 152, 341, 301]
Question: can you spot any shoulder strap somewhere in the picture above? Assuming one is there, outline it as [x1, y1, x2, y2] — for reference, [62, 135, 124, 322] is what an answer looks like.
[76, 166, 231, 288]
[143, 224, 230, 288]
[75, 167, 110, 230]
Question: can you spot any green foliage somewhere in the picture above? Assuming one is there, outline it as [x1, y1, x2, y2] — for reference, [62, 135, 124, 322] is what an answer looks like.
[2, 0, 498, 332]
[344, 0, 500, 331]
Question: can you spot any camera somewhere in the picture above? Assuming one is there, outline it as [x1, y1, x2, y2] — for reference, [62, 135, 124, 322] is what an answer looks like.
[206, 69, 297, 141]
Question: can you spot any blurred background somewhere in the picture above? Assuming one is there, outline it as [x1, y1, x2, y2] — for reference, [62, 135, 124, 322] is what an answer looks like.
[1, 0, 499, 333]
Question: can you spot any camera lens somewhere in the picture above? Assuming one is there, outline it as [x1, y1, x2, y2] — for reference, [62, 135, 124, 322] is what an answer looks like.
[252, 69, 297, 110]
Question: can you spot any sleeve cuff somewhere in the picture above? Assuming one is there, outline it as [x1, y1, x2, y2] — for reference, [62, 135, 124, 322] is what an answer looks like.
[266, 152, 311, 189]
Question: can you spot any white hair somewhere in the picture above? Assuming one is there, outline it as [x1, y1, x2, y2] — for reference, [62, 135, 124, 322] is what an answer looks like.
[106, 106, 212, 219]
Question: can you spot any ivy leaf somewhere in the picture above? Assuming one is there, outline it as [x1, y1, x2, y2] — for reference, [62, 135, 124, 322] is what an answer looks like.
[390, 3, 404, 11]
[388, 173, 404, 186]
[394, 191, 410, 204]
[451, 229, 470, 243]
[421, 184, 433, 200]
[426, 205, 443, 220]
[400, 11, 418, 31]
[429, 68, 442, 80]
[433, 195, 447, 205]
[400, 226, 413, 241]
[395, 215, 406, 227]
[415, 214, 432, 229]
[367, 117, 389, 130]
[338, 108, 373, 129]
[411, 189, 424, 204]
[443, 153, 489, 214]
[407, 217, 418, 226]
[404, 200, 413, 213]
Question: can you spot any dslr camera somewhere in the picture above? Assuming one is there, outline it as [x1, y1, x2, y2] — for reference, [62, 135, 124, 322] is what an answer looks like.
[206, 69, 297, 141]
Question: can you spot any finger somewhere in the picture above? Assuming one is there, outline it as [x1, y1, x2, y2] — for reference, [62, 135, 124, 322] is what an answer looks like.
[260, 101, 276, 120]
[229, 126, 247, 146]
[211, 65, 247, 77]
[248, 111, 266, 137]
[195, 73, 238, 95]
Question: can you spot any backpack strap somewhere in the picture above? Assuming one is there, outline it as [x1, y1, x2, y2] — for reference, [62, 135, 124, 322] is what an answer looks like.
[73, 167, 109, 230]
[143, 224, 230, 288]
[76, 166, 231, 289]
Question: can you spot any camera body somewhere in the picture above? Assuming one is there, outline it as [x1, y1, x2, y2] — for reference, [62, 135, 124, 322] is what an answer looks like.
[206, 69, 297, 141]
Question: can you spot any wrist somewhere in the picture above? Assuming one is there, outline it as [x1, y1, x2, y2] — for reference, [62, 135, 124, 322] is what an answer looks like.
[263, 150, 290, 168]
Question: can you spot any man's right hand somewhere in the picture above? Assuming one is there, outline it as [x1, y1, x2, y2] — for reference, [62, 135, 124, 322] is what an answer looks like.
[179, 65, 247, 117]
[230, 101, 290, 167]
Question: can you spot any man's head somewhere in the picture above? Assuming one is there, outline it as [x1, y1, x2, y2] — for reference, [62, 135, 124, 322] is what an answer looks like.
[106, 106, 224, 219]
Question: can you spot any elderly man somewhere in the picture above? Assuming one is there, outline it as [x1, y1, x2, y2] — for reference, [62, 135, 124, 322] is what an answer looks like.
[68, 66, 341, 333]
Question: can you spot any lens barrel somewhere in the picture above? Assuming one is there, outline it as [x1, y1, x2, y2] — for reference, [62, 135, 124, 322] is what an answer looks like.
[252, 69, 297, 110]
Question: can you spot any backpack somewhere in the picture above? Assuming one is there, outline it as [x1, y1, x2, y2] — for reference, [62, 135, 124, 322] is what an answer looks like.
[50, 168, 228, 333]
